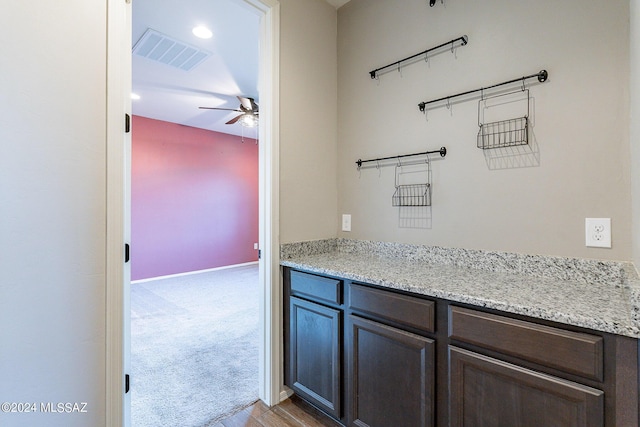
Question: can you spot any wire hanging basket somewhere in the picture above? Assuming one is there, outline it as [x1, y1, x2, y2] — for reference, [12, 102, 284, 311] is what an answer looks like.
[392, 161, 431, 207]
[392, 183, 431, 207]
[477, 89, 529, 150]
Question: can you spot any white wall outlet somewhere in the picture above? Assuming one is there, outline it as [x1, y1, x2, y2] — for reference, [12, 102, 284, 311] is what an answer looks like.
[585, 218, 611, 248]
[341, 214, 351, 232]
[254, 243, 259, 250]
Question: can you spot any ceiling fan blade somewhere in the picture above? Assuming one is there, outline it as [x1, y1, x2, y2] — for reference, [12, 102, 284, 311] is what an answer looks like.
[237, 96, 253, 111]
[250, 98, 259, 112]
[226, 114, 243, 125]
[199, 107, 242, 112]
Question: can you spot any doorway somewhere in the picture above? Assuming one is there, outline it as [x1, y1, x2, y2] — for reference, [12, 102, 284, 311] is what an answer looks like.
[130, 0, 261, 424]
[105, 0, 281, 424]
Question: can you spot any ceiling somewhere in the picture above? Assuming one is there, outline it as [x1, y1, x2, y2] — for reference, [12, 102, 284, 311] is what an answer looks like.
[132, 0, 261, 137]
[132, 0, 350, 138]
[325, 0, 351, 8]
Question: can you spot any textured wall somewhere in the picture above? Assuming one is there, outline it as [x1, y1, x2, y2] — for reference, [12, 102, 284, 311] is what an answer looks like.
[131, 116, 259, 280]
[337, 0, 631, 260]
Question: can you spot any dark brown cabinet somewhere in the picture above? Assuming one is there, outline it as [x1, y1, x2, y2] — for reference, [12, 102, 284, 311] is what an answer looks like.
[348, 315, 435, 427]
[285, 270, 344, 419]
[448, 306, 604, 381]
[448, 306, 607, 426]
[347, 282, 437, 427]
[447, 306, 637, 427]
[449, 346, 604, 427]
[289, 296, 342, 418]
[282, 267, 639, 427]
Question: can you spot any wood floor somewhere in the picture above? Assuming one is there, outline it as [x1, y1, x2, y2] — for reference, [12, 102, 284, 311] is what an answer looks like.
[214, 395, 342, 427]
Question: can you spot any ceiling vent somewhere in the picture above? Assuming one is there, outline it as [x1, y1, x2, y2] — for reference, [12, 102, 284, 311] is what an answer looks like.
[133, 28, 211, 71]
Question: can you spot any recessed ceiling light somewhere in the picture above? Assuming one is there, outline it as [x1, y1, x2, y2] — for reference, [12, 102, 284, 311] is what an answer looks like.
[131, 93, 141, 100]
[192, 26, 213, 39]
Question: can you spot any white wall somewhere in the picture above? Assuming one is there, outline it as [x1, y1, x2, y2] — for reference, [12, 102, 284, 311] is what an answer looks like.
[279, 0, 338, 243]
[0, 2, 107, 427]
[631, 0, 640, 268]
[337, 0, 632, 260]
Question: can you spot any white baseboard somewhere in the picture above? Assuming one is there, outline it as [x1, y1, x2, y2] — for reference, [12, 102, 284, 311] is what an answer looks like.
[132, 261, 259, 284]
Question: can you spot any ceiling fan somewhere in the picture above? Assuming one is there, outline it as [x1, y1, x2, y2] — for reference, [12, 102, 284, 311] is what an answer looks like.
[199, 95, 259, 127]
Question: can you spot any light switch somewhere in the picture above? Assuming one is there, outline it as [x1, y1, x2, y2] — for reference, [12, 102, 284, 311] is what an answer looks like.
[342, 214, 351, 232]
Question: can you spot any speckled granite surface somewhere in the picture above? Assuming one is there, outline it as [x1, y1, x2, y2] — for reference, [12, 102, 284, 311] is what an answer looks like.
[281, 239, 640, 338]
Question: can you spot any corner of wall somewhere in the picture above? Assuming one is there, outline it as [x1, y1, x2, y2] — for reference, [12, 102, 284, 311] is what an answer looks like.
[631, 0, 640, 269]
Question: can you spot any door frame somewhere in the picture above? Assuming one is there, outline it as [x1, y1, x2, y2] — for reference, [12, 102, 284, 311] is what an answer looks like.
[105, 0, 281, 424]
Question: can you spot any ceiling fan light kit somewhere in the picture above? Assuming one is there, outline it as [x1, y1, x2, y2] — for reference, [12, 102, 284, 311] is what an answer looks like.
[199, 95, 259, 128]
[240, 114, 258, 128]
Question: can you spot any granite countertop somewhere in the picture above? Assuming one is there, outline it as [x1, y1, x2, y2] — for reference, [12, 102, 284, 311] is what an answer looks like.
[280, 239, 640, 338]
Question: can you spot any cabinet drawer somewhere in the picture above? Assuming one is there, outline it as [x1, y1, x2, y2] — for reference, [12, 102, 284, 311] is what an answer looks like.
[349, 283, 435, 333]
[449, 306, 603, 381]
[290, 270, 342, 305]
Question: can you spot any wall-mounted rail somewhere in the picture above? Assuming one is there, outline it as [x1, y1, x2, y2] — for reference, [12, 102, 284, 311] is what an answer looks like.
[356, 147, 447, 170]
[369, 36, 468, 80]
[418, 70, 548, 112]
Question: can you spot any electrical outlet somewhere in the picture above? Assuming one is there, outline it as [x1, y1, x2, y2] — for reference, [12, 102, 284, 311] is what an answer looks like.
[254, 243, 259, 250]
[342, 214, 351, 232]
[585, 218, 611, 248]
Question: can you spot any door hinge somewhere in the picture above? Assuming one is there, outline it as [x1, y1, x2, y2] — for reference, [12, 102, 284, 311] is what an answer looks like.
[125, 243, 130, 263]
[125, 374, 130, 393]
[258, 249, 262, 260]
[125, 114, 131, 133]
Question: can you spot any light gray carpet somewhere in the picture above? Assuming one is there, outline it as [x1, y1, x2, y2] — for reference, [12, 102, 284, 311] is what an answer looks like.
[131, 264, 259, 427]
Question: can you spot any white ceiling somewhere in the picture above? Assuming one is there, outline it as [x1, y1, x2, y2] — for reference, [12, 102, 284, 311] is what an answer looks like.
[132, 0, 261, 137]
[132, 0, 350, 137]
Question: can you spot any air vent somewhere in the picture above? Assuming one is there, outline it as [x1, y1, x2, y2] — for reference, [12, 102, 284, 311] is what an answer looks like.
[133, 28, 211, 71]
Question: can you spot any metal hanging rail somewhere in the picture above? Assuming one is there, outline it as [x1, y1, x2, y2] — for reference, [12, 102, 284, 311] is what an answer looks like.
[369, 35, 468, 80]
[356, 147, 447, 169]
[418, 69, 549, 112]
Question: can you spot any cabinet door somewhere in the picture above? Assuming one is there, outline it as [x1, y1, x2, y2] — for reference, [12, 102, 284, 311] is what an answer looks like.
[449, 346, 604, 427]
[289, 296, 342, 419]
[348, 315, 435, 427]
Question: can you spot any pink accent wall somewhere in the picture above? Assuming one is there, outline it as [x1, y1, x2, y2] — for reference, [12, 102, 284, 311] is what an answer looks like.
[131, 116, 259, 280]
